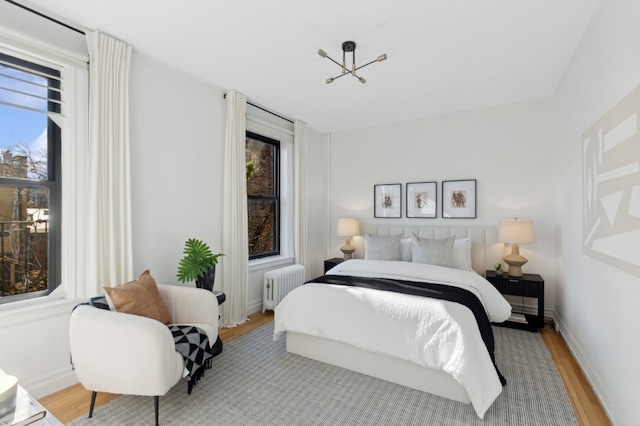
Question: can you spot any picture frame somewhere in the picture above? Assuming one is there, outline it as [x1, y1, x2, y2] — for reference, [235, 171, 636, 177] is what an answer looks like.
[442, 179, 476, 218]
[406, 181, 437, 218]
[374, 184, 402, 218]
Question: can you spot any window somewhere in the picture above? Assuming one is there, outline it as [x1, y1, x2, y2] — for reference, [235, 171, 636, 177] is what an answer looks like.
[246, 131, 280, 259]
[0, 51, 61, 303]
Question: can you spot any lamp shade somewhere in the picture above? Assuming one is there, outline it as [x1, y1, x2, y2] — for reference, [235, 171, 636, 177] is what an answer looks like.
[336, 218, 359, 237]
[497, 218, 535, 244]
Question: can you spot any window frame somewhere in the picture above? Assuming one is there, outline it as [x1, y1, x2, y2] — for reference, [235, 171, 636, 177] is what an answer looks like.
[246, 131, 281, 260]
[0, 51, 62, 304]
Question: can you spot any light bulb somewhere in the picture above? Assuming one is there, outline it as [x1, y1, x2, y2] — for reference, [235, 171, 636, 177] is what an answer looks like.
[326, 77, 334, 84]
[377, 54, 388, 62]
[318, 49, 327, 58]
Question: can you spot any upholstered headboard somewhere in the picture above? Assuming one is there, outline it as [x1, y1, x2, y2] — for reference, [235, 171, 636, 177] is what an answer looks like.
[352, 224, 500, 276]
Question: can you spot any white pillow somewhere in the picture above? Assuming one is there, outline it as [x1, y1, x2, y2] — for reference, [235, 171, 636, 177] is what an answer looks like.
[451, 237, 473, 271]
[364, 233, 401, 261]
[410, 234, 455, 267]
[400, 238, 412, 261]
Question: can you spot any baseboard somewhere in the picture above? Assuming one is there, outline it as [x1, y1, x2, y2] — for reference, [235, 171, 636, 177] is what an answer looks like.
[247, 299, 263, 316]
[554, 314, 619, 425]
[22, 368, 79, 399]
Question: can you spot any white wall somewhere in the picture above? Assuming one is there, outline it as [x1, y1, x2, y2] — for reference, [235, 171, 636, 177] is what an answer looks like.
[0, 298, 78, 398]
[329, 98, 559, 311]
[552, 1, 640, 424]
[129, 55, 331, 316]
[129, 52, 226, 286]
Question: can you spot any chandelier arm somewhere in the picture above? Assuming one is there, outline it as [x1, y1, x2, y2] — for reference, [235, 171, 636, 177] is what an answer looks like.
[323, 55, 344, 69]
[354, 58, 380, 71]
[351, 71, 366, 84]
[329, 72, 350, 81]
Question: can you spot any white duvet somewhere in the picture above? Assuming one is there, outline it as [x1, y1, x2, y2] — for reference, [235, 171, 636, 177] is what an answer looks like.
[273, 259, 512, 419]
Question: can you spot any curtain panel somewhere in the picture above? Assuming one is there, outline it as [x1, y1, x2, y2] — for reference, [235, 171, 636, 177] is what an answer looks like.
[85, 31, 133, 293]
[221, 90, 249, 327]
[294, 121, 310, 279]
[59, 66, 89, 299]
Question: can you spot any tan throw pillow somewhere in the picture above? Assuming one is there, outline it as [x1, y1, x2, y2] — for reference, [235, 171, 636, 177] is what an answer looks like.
[104, 270, 171, 324]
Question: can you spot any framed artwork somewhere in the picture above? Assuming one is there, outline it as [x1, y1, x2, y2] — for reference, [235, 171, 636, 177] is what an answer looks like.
[442, 179, 476, 218]
[406, 181, 437, 218]
[374, 184, 402, 218]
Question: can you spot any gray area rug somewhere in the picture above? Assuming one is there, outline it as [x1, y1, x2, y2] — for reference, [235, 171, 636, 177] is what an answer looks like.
[69, 323, 576, 425]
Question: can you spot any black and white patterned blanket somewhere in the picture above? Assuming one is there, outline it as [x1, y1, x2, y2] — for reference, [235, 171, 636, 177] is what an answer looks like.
[75, 295, 213, 394]
[169, 324, 213, 393]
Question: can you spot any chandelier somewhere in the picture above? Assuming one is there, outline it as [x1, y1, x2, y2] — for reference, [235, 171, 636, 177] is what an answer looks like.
[318, 41, 387, 84]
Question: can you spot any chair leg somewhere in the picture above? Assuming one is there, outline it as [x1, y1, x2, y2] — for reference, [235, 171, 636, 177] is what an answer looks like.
[89, 391, 158, 424]
[154, 395, 159, 426]
[88, 391, 97, 418]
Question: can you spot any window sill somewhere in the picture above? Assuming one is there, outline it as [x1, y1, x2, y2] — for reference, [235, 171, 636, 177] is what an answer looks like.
[249, 255, 295, 273]
[0, 293, 66, 311]
[0, 295, 78, 328]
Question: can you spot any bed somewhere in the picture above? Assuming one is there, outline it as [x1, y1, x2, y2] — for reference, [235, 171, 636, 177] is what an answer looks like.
[273, 225, 511, 419]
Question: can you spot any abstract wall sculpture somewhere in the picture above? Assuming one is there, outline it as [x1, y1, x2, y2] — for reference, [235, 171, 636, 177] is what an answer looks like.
[582, 85, 640, 278]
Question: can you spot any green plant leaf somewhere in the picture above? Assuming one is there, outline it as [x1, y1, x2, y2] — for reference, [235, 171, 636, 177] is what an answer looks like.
[176, 238, 224, 283]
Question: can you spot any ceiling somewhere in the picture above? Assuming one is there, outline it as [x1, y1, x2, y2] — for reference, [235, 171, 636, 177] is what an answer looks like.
[22, 0, 601, 133]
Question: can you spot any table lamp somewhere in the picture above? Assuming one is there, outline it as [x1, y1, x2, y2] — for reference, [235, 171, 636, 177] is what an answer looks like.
[336, 218, 360, 260]
[497, 217, 535, 277]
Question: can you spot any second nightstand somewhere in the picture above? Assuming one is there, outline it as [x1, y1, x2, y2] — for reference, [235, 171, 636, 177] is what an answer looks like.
[324, 257, 344, 273]
[485, 270, 544, 332]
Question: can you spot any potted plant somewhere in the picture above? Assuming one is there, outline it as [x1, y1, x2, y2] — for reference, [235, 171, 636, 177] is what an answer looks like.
[177, 238, 224, 291]
[494, 262, 503, 276]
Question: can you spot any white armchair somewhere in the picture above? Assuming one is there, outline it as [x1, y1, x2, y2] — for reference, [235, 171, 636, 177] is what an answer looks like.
[70, 284, 219, 426]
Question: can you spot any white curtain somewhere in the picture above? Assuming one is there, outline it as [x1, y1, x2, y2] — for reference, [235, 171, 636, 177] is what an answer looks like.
[59, 65, 89, 299]
[294, 121, 310, 278]
[84, 31, 133, 293]
[221, 90, 249, 327]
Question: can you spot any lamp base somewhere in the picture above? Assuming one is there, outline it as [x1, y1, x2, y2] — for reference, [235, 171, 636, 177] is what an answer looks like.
[340, 236, 356, 260]
[503, 243, 528, 277]
[504, 263, 524, 277]
[340, 246, 355, 260]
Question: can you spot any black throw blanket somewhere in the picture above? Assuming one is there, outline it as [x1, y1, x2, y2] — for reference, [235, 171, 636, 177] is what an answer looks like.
[308, 275, 506, 386]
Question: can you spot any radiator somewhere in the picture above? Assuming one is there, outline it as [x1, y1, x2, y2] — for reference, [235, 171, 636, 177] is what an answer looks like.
[262, 264, 306, 312]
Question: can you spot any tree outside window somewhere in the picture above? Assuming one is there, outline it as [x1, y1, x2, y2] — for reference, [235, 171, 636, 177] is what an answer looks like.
[246, 132, 280, 259]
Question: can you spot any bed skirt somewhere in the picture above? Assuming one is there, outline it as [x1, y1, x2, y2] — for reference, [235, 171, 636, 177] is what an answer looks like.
[285, 331, 471, 404]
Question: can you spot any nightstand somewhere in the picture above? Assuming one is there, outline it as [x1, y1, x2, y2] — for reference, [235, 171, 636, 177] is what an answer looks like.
[213, 290, 226, 305]
[211, 290, 225, 357]
[485, 270, 544, 332]
[324, 257, 344, 273]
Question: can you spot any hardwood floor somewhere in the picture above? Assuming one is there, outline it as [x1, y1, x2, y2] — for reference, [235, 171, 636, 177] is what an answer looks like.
[40, 311, 609, 425]
[539, 325, 610, 425]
